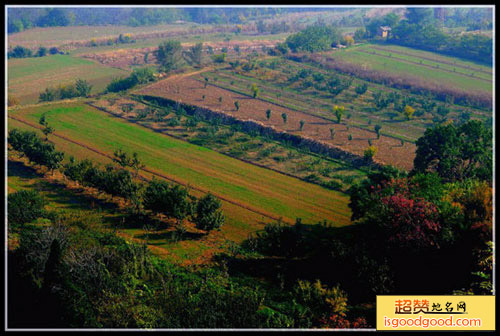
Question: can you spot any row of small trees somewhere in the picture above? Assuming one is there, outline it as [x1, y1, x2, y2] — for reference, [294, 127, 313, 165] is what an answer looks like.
[8, 45, 63, 59]
[8, 128, 224, 233]
[63, 155, 225, 232]
[39, 78, 92, 102]
[8, 129, 64, 172]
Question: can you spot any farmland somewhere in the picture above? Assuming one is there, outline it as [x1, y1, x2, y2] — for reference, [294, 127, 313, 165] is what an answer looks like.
[90, 96, 368, 192]
[134, 48, 491, 170]
[325, 43, 492, 93]
[8, 102, 352, 227]
[8, 54, 128, 104]
[8, 23, 203, 48]
[135, 74, 417, 170]
[7, 6, 493, 329]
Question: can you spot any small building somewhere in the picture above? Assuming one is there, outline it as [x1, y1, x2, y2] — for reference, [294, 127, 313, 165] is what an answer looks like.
[377, 26, 391, 38]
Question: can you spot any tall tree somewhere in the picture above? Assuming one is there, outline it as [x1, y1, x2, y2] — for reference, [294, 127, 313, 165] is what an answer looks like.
[413, 121, 492, 182]
[156, 40, 183, 73]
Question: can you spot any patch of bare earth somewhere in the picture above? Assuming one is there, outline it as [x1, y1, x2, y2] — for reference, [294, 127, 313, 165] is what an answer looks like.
[79, 40, 280, 69]
[136, 75, 416, 170]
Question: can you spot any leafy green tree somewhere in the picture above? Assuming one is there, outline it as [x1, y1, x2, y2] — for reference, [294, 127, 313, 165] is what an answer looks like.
[37, 46, 47, 57]
[374, 125, 382, 139]
[42, 125, 54, 141]
[143, 179, 190, 221]
[251, 84, 259, 98]
[212, 53, 227, 63]
[406, 7, 434, 25]
[8, 45, 32, 58]
[8, 190, 47, 227]
[286, 24, 341, 52]
[183, 42, 203, 66]
[281, 113, 288, 124]
[234, 101, 240, 111]
[266, 109, 271, 120]
[130, 67, 155, 84]
[39, 114, 47, 127]
[39, 87, 57, 102]
[364, 145, 377, 161]
[75, 79, 92, 97]
[156, 40, 183, 72]
[413, 121, 492, 182]
[403, 105, 415, 120]
[333, 105, 344, 123]
[436, 105, 450, 120]
[354, 83, 367, 95]
[193, 193, 225, 232]
[299, 120, 305, 131]
[113, 148, 133, 168]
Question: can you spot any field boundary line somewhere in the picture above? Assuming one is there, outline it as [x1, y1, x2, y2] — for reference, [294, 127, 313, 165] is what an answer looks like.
[369, 45, 491, 75]
[205, 70, 425, 141]
[194, 77, 416, 144]
[8, 114, 288, 224]
[355, 49, 491, 83]
[88, 101, 356, 195]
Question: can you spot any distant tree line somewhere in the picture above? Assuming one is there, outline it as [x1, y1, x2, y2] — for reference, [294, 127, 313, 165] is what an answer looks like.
[363, 8, 493, 65]
[285, 24, 342, 53]
[105, 68, 155, 93]
[7, 7, 343, 33]
[8, 45, 63, 59]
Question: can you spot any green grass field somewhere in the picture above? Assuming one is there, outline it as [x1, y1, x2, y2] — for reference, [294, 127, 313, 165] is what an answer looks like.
[8, 54, 129, 105]
[365, 43, 492, 75]
[8, 102, 352, 228]
[327, 44, 492, 94]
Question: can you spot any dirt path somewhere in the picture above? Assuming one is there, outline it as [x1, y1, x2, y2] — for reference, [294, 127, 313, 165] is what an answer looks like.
[8, 114, 287, 223]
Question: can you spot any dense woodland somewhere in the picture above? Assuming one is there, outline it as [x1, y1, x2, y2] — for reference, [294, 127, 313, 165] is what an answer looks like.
[7, 7, 342, 33]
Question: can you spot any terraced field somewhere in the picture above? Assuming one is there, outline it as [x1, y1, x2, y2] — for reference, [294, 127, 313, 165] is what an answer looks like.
[8, 102, 352, 229]
[135, 73, 418, 170]
[325, 44, 492, 94]
[8, 54, 129, 104]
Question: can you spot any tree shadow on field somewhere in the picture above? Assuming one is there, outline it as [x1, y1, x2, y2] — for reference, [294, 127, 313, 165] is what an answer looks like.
[136, 230, 205, 243]
[8, 160, 116, 212]
[8, 160, 38, 179]
[308, 121, 331, 125]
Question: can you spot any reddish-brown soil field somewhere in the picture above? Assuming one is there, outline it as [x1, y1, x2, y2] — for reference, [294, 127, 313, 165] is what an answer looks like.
[136, 75, 416, 170]
[80, 40, 279, 69]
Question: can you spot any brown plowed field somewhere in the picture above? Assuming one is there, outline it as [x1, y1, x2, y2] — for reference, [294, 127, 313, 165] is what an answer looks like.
[136, 75, 416, 170]
[80, 40, 279, 69]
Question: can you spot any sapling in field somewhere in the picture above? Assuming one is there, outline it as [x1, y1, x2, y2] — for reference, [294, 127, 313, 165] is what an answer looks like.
[281, 113, 288, 124]
[266, 109, 271, 120]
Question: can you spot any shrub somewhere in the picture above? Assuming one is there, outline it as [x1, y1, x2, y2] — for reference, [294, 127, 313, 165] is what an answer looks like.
[212, 53, 227, 63]
[8, 95, 20, 106]
[363, 145, 377, 161]
[193, 193, 225, 232]
[8, 190, 47, 227]
[143, 179, 191, 221]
